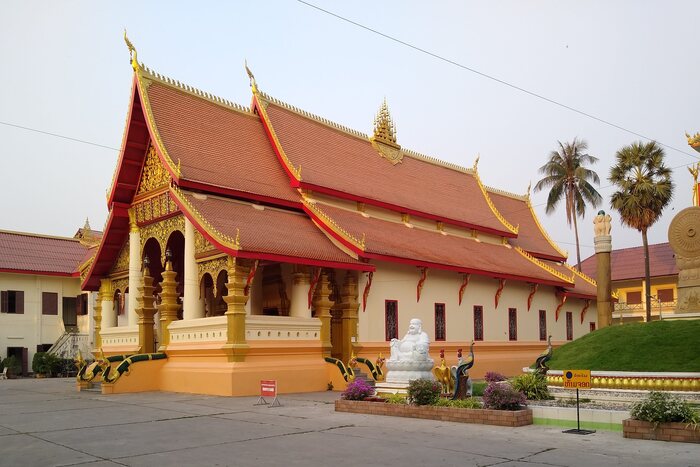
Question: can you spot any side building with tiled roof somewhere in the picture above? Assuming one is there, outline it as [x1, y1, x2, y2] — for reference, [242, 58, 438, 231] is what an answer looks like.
[0, 223, 100, 375]
[581, 243, 687, 322]
[79, 40, 599, 396]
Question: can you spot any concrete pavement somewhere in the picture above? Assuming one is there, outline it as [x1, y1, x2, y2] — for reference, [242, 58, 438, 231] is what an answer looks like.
[0, 378, 698, 466]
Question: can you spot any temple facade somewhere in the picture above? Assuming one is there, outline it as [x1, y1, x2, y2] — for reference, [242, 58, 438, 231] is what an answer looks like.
[80, 40, 598, 396]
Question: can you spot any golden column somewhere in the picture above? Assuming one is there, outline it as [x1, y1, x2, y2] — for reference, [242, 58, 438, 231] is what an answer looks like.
[158, 249, 180, 350]
[93, 284, 105, 350]
[339, 270, 359, 363]
[222, 256, 251, 362]
[593, 211, 613, 328]
[136, 256, 157, 353]
[312, 270, 334, 357]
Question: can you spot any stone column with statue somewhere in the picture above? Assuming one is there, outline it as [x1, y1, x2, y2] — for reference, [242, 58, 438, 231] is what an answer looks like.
[668, 207, 700, 313]
[593, 210, 613, 328]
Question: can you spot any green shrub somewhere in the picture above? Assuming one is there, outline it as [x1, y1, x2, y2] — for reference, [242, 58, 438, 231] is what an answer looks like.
[32, 352, 48, 375]
[631, 391, 699, 428]
[382, 393, 407, 405]
[511, 373, 552, 400]
[407, 379, 441, 406]
[471, 381, 487, 397]
[433, 397, 482, 409]
[2, 356, 20, 376]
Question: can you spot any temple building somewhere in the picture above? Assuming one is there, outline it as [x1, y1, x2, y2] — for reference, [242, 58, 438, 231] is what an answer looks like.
[80, 40, 598, 396]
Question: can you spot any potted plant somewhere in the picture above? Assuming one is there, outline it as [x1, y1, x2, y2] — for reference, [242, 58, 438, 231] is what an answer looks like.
[2, 356, 21, 378]
[624, 391, 700, 443]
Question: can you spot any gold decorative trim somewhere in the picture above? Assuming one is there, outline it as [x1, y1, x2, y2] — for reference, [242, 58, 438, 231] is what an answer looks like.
[79, 256, 95, 284]
[564, 263, 597, 288]
[515, 247, 574, 284]
[257, 91, 368, 140]
[198, 257, 228, 296]
[686, 131, 700, 148]
[472, 169, 519, 235]
[402, 148, 474, 174]
[170, 185, 240, 251]
[110, 239, 130, 274]
[484, 184, 528, 201]
[253, 93, 302, 181]
[139, 215, 185, 265]
[525, 195, 569, 260]
[195, 229, 216, 255]
[112, 277, 129, 294]
[136, 146, 170, 195]
[134, 191, 179, 224]
[302, 196, 365, 250]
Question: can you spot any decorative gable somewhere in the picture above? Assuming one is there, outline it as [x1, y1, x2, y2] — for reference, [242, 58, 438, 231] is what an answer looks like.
[136, 146, 170, 195]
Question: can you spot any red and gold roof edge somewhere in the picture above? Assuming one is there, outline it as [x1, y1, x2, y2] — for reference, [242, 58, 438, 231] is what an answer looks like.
[485, 184, 568, 261]
[301, 196, 365, 252]
[252, 93, 302, 182]
[514, 247, 574, 285]
[564, 263, 597, 288]
[472, 170, 519, 236]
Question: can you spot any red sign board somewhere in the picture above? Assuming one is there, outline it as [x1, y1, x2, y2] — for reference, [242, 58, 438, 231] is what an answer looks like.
[260, 380, 277, 398]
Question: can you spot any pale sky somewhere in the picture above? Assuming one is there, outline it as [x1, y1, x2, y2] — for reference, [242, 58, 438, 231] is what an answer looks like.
[2, 1, 699, 262]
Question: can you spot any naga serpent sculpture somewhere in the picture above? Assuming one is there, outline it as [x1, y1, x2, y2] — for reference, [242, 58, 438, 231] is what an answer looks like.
[76, 349, 130, 383]
[324, 356, 355, 382]
[355, 354, 385, 382]
[101, 352, 168, 384]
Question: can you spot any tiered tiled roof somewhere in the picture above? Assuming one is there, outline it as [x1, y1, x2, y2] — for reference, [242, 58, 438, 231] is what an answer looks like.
[257, 94, 517, 237]
[303, 201, 571, 286]
[487, 187, 567, 262]
[0, 230, 91, 276]
[580, 243, 678, 281]
[173, 189, 371, 270]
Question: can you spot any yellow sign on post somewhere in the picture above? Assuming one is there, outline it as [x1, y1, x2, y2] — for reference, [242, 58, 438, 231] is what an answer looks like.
[563, 369, 591, 389]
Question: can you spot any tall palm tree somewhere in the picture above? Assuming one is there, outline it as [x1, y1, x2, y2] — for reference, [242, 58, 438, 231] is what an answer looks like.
[609, 141, 674, 322]
[534, 138, 603, 270]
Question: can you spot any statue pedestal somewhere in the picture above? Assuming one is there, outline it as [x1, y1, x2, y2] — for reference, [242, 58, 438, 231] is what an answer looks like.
[669, 207, 700, 314]
[384, 359, 434, 385]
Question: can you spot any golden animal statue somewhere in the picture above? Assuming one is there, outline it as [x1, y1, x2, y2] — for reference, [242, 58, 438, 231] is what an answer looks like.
[433, 349, 454, 394]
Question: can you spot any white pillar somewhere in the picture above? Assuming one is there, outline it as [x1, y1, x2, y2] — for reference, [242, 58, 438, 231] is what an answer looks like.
[128, 210, 142, 327]
[184, 218, 205, 319]
[101, 279, 116, 328]
[290, 269, 311, 318]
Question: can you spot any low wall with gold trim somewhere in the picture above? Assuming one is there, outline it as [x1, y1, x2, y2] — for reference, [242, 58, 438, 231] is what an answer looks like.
[542, 370, 700, 392]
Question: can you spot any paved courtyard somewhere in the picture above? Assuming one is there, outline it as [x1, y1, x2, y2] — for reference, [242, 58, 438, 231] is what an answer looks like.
[0, 378, 698, 467]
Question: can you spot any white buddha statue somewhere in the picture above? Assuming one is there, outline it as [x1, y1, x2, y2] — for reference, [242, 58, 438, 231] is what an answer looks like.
[385, 318, 435, 384]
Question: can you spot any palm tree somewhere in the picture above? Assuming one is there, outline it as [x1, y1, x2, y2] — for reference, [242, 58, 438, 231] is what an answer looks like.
[609, 141, 674, 322]
[534, 138, 603, 270]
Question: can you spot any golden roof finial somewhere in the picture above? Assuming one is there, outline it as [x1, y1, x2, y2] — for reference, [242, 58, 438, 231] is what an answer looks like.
[123, 29, 139, 71]
[473, 154, 480, 171]
[372, 98, 397, 145]
[245, 60, 258, 93]
[83, 217, 91, 231]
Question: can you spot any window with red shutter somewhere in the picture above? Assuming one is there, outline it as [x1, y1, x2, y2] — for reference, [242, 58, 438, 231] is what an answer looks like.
[42, 292, 58, 315]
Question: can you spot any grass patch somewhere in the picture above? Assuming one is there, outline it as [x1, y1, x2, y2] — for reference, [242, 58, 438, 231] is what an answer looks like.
[546, 320, 700, 372]
[471, 381, 487, 397]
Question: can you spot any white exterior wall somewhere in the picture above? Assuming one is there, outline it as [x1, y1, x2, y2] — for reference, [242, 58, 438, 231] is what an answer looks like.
[359, 260, 596, 345]
[0, 272, 83, 366]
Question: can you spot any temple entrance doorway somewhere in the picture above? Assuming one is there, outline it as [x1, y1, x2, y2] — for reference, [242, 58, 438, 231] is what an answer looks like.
[165, 231, 185, 319]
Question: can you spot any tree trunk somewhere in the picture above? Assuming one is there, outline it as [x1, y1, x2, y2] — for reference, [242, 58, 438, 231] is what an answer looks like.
[642, 228, 651, 323]
[572, 209, 582, 271]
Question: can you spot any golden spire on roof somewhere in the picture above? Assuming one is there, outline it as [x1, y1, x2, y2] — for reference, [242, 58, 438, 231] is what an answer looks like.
[526, 181, 532, 198]
[245, 60, 258, 93]
[123, 29, 139, 71]
[370, 99, 403, 165]
[373, 98, 397, 145]
[473, 154, 480, 171]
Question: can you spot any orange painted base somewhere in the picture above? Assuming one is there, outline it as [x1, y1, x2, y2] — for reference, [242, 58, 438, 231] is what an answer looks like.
[95, 340, 335, 397]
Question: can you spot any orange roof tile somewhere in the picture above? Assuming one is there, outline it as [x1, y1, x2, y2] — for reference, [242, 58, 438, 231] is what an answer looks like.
[176, 190, 370, 270]
[580, 243, 678, 281]
[543, 260, 597, 298]
[0, 230, 90, 276]
[145, 81, 299, 205]
[487, 188, 567, 261]
[305, 202, 571, 286]
[260, 97, 515, 236]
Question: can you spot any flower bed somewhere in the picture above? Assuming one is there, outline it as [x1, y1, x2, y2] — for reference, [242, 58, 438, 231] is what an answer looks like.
[335, 399, 532, 427]
[623, 419, 700, 443]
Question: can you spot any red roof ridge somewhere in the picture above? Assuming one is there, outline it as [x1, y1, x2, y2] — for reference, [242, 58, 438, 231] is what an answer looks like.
[140, 64, 253, 116]
[257, 91, 369, 141]
[0, 228, 81, 243]
[515, 247, 574, 284]
[484, 184, 528, 201]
